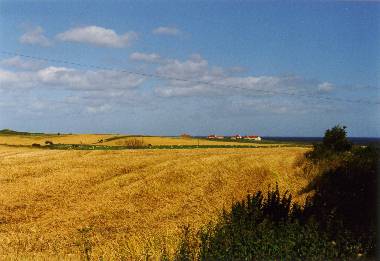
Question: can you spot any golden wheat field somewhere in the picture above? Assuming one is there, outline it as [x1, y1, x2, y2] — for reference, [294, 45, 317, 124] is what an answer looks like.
[0, 134, 115, 146]
[0, 139, 310, 260]
[0, 134, 290, 147]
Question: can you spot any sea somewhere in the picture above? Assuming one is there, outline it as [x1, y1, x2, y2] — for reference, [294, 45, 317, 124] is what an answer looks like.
[262, 137, 380, 145]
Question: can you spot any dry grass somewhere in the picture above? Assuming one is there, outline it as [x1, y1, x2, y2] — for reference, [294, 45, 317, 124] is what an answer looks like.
[0, 145, 310, 260]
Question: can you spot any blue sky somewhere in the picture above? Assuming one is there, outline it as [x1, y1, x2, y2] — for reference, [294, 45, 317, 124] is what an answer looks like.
[0, 1, 379, 136]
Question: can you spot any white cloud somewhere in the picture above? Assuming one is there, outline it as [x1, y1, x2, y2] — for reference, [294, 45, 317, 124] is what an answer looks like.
[0, 69, 38, 88]
[56, 26, 137, 48]
[130, 52, 161, 63]
[19, 26, 51, 47]
[0, 66, 145, 91]
[318, 82, 334, 92]
[153, 26, 181, 36]
[154, 54, 334, 98]
[85, 104, 112, 114]
[0, 54, 346, 119]
[156, 54, 211, 79]
[0, 56, 44, 70]
[0, 60, 146, 116]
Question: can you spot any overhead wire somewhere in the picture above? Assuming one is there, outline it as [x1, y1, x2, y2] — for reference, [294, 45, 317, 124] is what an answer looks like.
[0, 50, 379, 105]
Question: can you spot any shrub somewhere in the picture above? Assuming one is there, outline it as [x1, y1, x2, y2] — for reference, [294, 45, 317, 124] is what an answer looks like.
[175, 225, 198, 261]
[180, 133, 191, 139]
[322, 125, 352, 152]
[173, 126, 377, 260]
[302, 145, 378, 256]
[306, 125, 352, 161]
[174, 186, 349, 260]
[117, 138, 146, 148]
[45, 140, 54, 145]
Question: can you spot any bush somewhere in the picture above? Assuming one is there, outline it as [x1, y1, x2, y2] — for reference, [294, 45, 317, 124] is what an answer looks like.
[180, 133, 191, 139]
[175, 225, 198, 261]
[306, 125, 352, 161]
[173, 125, 377, 260]
[174, 186, 350, 260]
[117, 138, 145, 148]
[302, 145, 378, 256]
[322, 125, 352, 152]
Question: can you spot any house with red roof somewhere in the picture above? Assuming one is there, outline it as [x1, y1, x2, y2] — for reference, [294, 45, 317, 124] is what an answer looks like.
[230, 134, 242, 140]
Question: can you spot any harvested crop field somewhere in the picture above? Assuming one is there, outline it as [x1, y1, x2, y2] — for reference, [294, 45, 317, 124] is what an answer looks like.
[0, 134, 294, 147]
[0, 145, 310, 260]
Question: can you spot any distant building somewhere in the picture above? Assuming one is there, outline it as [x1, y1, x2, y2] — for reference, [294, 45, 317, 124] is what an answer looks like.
[208, 134, 224, 139]
[243, 135, 262, 141]
[230, 134, 242, 140]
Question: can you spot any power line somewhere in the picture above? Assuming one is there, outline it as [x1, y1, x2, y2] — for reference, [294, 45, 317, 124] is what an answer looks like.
[0, 50, 379, 105]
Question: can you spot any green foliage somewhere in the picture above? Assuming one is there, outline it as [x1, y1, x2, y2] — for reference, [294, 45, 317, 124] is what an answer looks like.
[0, 129, 45, 136]
[173, 125, 377, 260]
[306, 125, 352, 160]
[178, 186, 346, 260]
[302, 145, 378, 256]
[174, 186, 368, 260]
[77, 227, 93, 261]
[175, 225, 197, 261]
[30, 143, 307, 151]
[322, 125, 352, 152]
[199, 220, 341, 260]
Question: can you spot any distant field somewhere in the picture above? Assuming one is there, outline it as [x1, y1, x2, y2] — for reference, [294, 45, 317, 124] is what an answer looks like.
[0, 145, 310, 259]
[0, 133, 300, 148]
[0, 133, 115, 146]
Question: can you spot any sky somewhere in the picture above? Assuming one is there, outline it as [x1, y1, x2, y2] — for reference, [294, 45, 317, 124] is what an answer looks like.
[0, 0, 379, 137]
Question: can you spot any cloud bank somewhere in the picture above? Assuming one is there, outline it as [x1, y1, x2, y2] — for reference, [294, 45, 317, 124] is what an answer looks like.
[0, 55, 351, 120]
[154, 54, 335, 98]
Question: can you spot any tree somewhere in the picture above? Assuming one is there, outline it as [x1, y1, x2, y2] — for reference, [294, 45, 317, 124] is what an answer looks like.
[322, 125, 352, 152]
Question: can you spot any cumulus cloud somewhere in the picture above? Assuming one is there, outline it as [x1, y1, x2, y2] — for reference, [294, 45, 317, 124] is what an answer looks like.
[130, 52, 161, 63]
[154, 54, 335, 98]
[0, 54, 348, 119]
[0, 69, 38, 88]
[0, 65, 145, 91]
[0, 56, 147, 116]
[156, 54, 212, 79]
[153, 26, 181, 36]
[318, 82, 334, 92]
[0, 56, 44, 70]
[19, 26, 51, 47]
[56, 26, 137, 48]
